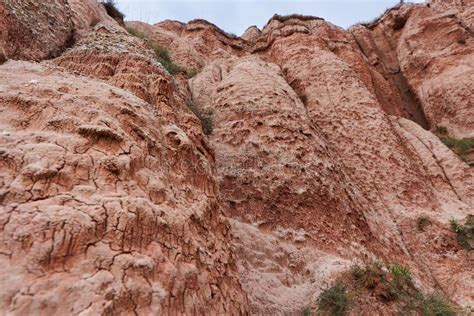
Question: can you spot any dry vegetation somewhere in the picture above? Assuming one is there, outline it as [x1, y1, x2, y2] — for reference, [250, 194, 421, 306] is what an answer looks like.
[100, 0, 125, 26]
[434, 126, 474, 163]
[416, 215, 431, 231]
[186, 101, 214, 135]
[450, 216, 474, 251]
[126, 26, 186, 76]
[311, 261, 457, 316]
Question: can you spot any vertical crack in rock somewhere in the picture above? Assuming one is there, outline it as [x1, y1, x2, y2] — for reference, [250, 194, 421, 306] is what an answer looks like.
[350, 19, 430, 130]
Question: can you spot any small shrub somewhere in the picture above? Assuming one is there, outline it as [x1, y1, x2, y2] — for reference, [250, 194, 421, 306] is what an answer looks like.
[302, 307, 311, 316]
[388, 263, 413, 297]
[100, 0, 125, 25]
[152, 45, 171, 61]
[125, 27, 183, 76]
[351, 261, 383, 289]
[318, 283, 349, 316]
[298, 94, 307, 104]
[416, 216, 431, 231]
[126, 26, 146, 39]
[159, 57, 182, 75]
[450, 216, 474, 251]
[150, 43, 182, 75]
[186, 101, 214, 135]
[434, 126, 474, 162]
[354, 4, 406, 29]
[419, 294, 457, 316]
[440, 136, 474, 152]
[388, 264, 412, 282]
[351, 261, 413, 302]
[449, 219, 462, 233]
[402, 293, 457, 316]
[268, 14, 323, 25]
[439, 136, 474, 161]
[315, 262, 459, 316]
[434, 125, 448, 135]
[356, 17, 380, 28]
[186, 69, 199, 79]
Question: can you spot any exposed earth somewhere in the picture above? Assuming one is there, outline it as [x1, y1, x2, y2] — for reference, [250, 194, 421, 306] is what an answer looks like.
[0, 0, 473, 314]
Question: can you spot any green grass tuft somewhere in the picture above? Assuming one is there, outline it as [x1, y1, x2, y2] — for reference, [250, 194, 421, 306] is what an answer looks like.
[149, 43, 182, 75]
[440, 136, 474, 153]
[450, 219, 462, 233]
[434, 125, 448, 135]
[387, 263, 413, 299]
[402, 293, 457, 316]
[450, 216, 474, 251]
[351, 261, 384, 290]
[126, 26, 146, 39]
[318, 283, 349, 316]
[125, 27, 184, 76]
[388, 264, 412, 283]
[416, 216, 431, 231]
[433, 126, 474, 162]
[315, 261, 457, 315]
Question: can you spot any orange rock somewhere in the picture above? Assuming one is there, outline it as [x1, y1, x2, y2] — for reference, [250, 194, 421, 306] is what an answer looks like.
[0, 59, 247, 314]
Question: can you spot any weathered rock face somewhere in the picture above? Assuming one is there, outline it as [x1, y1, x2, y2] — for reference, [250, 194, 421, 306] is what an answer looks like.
[142, 3, 473, 314]
[191, 56, 374, 247]
[0, 60, 247, 315]
[351, 3, 474, 137]
[428, 0, 474, 29]
[0, 0, 473, 315]
[126, 19, 249, 72]
[0, 2, 248, 314]
[241, 26, 261, 42]
[0, 0, 72, 60]
[0, 0, 114, 61]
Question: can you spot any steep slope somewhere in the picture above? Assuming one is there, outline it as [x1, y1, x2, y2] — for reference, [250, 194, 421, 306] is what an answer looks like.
[0, 2, 248, 315]
[351, 3, 474, 137]
[0, 61, 247, 315]
[0, 0, 473, 315]
[136, 2, 473, 314]
[0, 0, 116, 61]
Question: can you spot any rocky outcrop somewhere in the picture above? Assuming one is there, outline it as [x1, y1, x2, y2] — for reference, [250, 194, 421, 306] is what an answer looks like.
[241, 26, 261, 42]
[0, 0, 115, 61]
[351, 3, 474, 137]
[126, 19, 249, 72]
[0, 59, 247, 315]
[140, 4, 473, 314]
[0, 2, 248, 314]
[0, 0, 473, 315]
[428, 0, 474, 29]
[0, 0, 72, 60]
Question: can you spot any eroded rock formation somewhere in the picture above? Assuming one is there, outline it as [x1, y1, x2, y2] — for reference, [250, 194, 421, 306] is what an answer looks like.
[0, 0, 473, 314]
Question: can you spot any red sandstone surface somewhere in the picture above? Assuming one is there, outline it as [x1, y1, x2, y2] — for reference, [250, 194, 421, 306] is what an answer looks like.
[0, 0, 473, 314]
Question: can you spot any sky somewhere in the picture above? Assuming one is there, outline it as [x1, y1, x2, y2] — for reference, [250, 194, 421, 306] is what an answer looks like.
[114, 0, 425, 35]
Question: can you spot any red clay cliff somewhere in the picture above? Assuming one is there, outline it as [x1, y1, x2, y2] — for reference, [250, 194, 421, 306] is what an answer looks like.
[0, 0, 473, 314]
